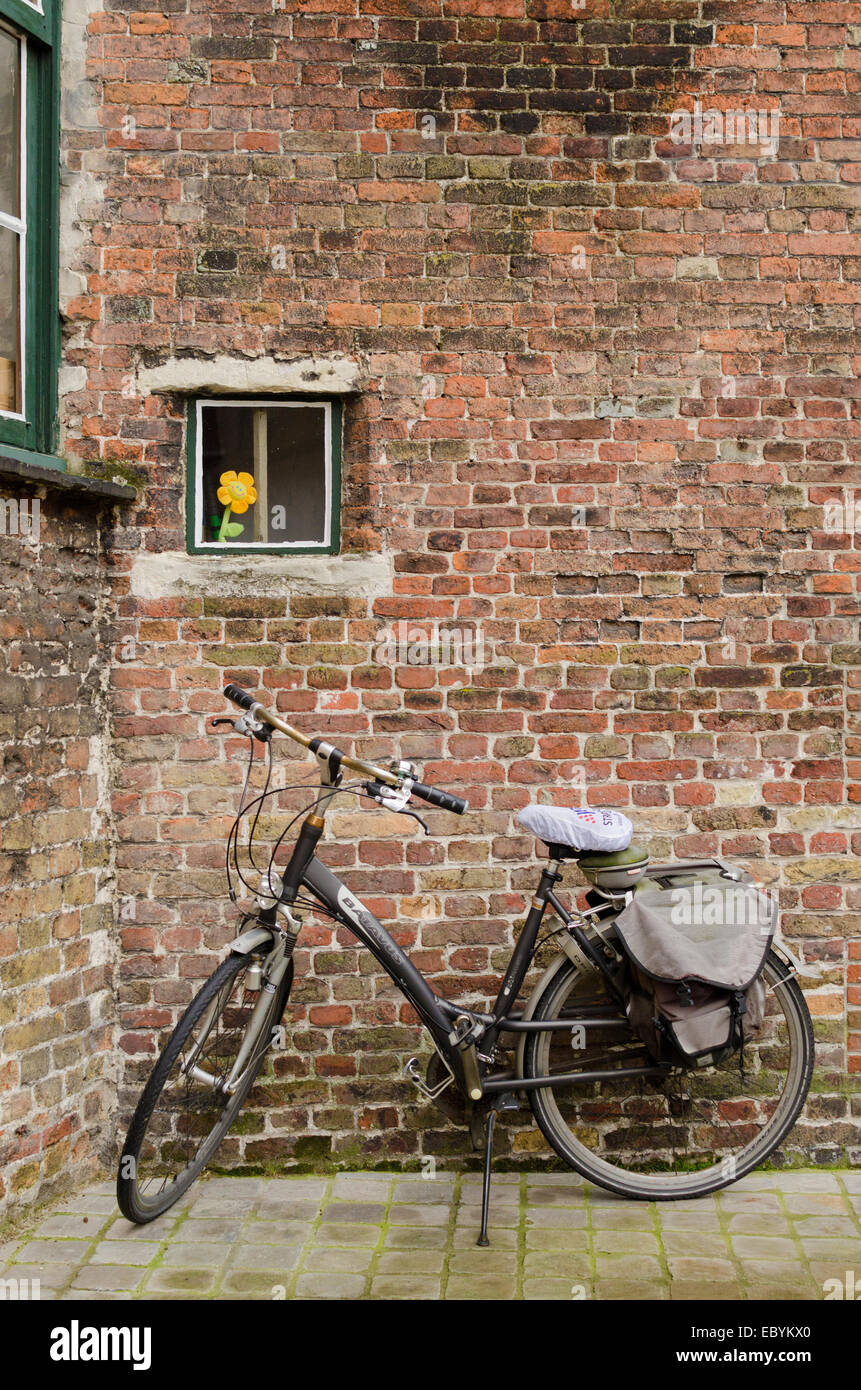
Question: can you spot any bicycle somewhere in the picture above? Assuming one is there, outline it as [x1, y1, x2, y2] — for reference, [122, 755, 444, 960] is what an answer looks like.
[117, 683, 814, 1245]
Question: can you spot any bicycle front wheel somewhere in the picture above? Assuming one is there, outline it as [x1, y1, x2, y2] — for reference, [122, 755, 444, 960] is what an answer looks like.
[117, 951, 293, 1223]
[523, 950, 813, 1200]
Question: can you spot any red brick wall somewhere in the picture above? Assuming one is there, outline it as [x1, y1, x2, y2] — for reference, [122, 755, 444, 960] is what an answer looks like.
[58, 2, 861, 1166]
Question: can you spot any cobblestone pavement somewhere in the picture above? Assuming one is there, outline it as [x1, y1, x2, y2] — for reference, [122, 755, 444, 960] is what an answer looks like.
[2, 1170, 860, 1300]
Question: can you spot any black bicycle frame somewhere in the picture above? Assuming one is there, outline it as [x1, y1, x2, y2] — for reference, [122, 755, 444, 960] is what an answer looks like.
[299, 856, 664, 1099]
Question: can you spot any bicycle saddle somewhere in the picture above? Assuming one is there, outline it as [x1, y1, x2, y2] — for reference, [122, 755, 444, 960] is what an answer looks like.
[516, 804, 634, 854]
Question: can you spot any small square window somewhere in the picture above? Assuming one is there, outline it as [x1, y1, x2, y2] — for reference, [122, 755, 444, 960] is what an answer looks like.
[188, 398, 341, 554]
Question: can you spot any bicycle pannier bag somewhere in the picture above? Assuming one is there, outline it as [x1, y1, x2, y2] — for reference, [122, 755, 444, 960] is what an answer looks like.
[612, 873, 776, 1070]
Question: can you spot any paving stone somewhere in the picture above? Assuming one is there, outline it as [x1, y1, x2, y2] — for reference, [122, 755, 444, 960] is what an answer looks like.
[295, 1273, 366, 1299]
[71, 1265, 145, 1292]
[220, 1272, 287, 1297]
[839, 1173, 861, 1194]
[592, 1230, 660, 1255]
[371, 1275, 441, 1299]
[56, 1194, 117, 1216]
[331, 1174, 392, 1197]
[731, 1235, 799, 1261]
[389, 1204, 451, 1226]
[741, 1260, 818, 1286]
[658, 1209, 722, 1231]
[524, 1206, 587, 1228]
[808, 1261, 861, 1286]
[176, 1218, 244, 1242]
[662, 1232, 730, 1258]
[667, 1257, 737, 1282]
[315, 1222, 380, 1247]
[726, 1214, 792, 1236]
[524, 1277, 592, 1300]
[187, 1194, 261, 1218]
[723, 1174, 781, 1192]
[230, 1244, 302, 1271]
[799, 1238, 861, 1260]
[253, 1200, 321, 1223]
[375, 1250, 445, 1276]
[197, 1177, 263, 1199]
[11, 1239, 91, 1265]
[719, 1193, 782, 1213]
[144, 1268, 216, 1293]
[460, 1183, 519, 1207]
[452, 1226, 518, 1250]
[36, 1214, 108, 1240]
[597, 1280, 669, 1300]
[89, 1241, 160, 1265]
[744, 1279, 819, 1300]
[596, 1254, 663, 1280]
[527, 1172, 586, 1187]
[526, 1183, 586, 1205]
[590, 1206, 654, 1230]
[391, 1180, 456, 1205]
[258, 1178, 329, 1200]
[525, 1251, 592, 1279]
[769, 1172, 841, 1192]
[783, 1194, 851, 1216]
[61, 1290, 131, 1301]
[524, 1227, 590, 1251]
[162, 1242, 228, 1268]
[103, 1216, 179, 1242]
[791, 1216, 858, 1240]
[384, 1226, 448, 1251]
[671, 1282, 741, 1301]
[302, 1246, 374, 1274]
[445, 1274, 517, 1300]
[244, 1220, 313, 1245]
[320, 1202, 386, 1224]
[0, 1262, 76, 1290]
[449, 1249, 518, 1276]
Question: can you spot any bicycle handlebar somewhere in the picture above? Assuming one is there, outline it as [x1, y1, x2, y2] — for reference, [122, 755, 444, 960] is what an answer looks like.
[410, 782, 467, 816]
[222, 684, 466, 813]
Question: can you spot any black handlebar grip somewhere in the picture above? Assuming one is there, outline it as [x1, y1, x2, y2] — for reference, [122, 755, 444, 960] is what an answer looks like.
[224, 683, 256, 712]
[411, 782, 468, 815]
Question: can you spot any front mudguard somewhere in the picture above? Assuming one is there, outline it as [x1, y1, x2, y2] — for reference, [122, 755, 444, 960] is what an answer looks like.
[229, 923, 275, 955]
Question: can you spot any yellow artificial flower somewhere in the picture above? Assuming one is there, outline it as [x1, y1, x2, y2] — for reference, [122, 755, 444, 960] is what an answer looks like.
[217, 470, 257, 514]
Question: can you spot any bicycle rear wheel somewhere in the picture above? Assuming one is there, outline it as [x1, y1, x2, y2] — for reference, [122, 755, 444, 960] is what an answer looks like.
[523, 950, 813, 1200]
[117, 951, 293, 1223]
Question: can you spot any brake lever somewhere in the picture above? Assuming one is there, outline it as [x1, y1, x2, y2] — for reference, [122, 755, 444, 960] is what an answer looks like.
[364, 779, 429, 834]
[210, 717, 236, 730]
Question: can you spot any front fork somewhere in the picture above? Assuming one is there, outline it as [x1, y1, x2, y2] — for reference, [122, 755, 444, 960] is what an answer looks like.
[182, 912, 300, 1094]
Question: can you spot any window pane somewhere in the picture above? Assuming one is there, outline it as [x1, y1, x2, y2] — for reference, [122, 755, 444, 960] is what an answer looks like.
[199, 402, 330, 547]
[0, 225, 20, 413]
[0, 29, 20, 220]
[201, 406, 258, 543]
[266, 406, 327, 544]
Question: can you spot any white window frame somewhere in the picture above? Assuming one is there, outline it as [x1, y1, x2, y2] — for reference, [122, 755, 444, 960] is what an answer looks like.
[194, 398, 334, 552]
[0, 24, 26, 422]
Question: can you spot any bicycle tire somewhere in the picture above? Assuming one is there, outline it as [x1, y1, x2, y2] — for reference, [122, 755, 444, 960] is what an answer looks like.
[117, 951, 293, 1223]
[523, 949, 813, 1200]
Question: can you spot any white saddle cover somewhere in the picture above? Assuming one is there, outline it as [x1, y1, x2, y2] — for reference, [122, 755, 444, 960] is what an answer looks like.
[516, 805, 633, 853]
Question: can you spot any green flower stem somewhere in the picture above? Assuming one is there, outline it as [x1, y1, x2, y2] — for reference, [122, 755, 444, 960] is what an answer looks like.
[217, 505, 232, 541]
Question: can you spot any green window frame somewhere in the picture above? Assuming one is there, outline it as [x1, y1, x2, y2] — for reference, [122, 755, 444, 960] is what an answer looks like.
[0, 0, 59, 462]
[186, 397, 343, 556]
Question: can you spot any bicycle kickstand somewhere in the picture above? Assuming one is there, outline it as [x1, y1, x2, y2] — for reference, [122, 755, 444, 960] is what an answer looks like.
[477, 1108, 496, 1248]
